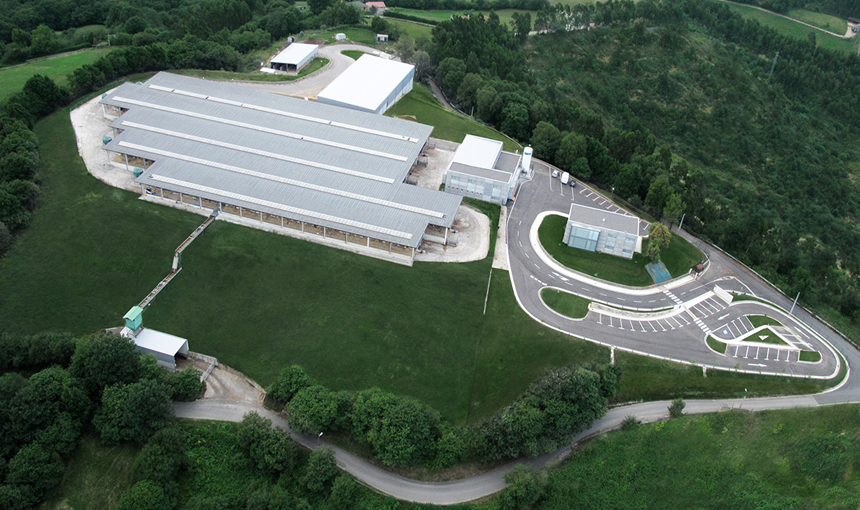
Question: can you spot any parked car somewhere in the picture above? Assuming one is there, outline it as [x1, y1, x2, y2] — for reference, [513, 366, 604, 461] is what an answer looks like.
[560, 172, 570, 185]
[569, 179, 576, 187]
[551, 169, 559, 178]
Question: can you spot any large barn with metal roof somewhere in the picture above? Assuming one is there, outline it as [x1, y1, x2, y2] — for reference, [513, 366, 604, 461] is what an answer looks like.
[99, 72, 461, 264]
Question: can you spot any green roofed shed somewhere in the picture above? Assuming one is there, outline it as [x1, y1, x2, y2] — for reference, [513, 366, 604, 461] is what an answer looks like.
[124, 306, 144, 331]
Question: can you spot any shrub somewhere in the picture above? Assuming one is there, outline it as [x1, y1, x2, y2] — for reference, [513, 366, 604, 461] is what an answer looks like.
[117, 480, 172, 510]
[268, 365, 312, 403]
[668, 398, 686, 419]
[168, 367, 205, 401]
[621, 415, 640, 431]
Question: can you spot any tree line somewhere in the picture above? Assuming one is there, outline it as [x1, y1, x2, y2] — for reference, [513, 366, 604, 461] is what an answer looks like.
[426, 0, 860, 327]
[0, 332, 203, 509]
[271, 362, 618, 468]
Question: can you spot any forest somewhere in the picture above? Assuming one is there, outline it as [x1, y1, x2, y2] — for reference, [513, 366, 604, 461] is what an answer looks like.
[430, 0, 860, 329]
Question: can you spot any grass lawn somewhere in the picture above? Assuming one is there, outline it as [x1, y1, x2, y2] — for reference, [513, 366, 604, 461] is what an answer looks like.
[540, 288, 590, 319]
[706, 335, 727, 354]
[314, 28, 378, 45]
[385, 18, 435, 40]
[341, 49, 370, 60]
[787, 9, 847, 34]
[613, 350, 837, 402]
[0, 48, 113, 101]
[537, 405, 860, 509]
[386, 83, 522, 152]
[726, 3, 859, 53]
[387, 8, 531, 28]
[538, 215, 702, 287]
[44, 430, 138, 510]
[175, 58, 329, 82]
[744, 327, 789, 346]
[800, 350, 822, 362]
[748, 314, 783, 329]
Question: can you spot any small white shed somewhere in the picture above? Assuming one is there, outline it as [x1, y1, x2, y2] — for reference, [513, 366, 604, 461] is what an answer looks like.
[335, 33, 347, 41]
[125, 328, 190, 370]
[270, 42, 319, 72]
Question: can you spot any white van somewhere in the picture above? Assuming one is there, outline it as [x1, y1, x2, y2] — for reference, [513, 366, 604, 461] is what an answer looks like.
[560, 172, 570, 185]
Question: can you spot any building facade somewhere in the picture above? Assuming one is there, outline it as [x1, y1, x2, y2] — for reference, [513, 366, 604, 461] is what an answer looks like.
[562, 203, 643, 259]
[442, 135, 523, 205]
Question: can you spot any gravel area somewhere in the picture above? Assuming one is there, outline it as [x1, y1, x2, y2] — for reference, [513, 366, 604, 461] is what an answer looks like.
[415, 205, 489, 263]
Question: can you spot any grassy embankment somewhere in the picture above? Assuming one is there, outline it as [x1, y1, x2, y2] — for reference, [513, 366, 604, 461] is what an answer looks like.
[386, 18, 435, 40]
[539, 288, 590, 319]
[537, 214, 703, 287]
[387, 8, 531, 28]
[537, 405, 860, 508]
[386, 83, 522, 152]
[341, 49, 371, 60]
[174, 57, 328, 82]
[788, 9, 848, 34]
[726, 3, 859, 53]
[0, 48, 113, 101]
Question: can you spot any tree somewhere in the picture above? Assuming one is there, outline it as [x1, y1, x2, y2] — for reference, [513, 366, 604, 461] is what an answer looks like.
[456, 73, 484, 111]
[644, 175, 672, 217]
[530, 121, 561, 162]
[668, 398, 685, 418]
[5, 443, 65, 504]
[307, 0, 335, 15]
[302, 447, 338, 494]
[555, 132, 586, 172]
[498, 464, 545, 510]
[237, 412, 298, 475]
[29, 25, 58, 56]
[287, 385, 338, 434]
[70, 332, 141, 397]
[117, 480, 173, 510]
[500, 103, 530, 142]
[133, 428, 187, 486]
[268, 365, 311, 403]
[411, 51, 432, 83]
[328, 475, 361, 510]
[371, 16, 389, 34]
[320, 2, 361, 27]
[663, 193, 685, 227]
[646, 223, 671, 263]
[510, 12, 531, 44]
[167, 367, 205, 401]
[436, 57, 466, 96]
[395, 37, 414, 63]
[93, 379, 173, 445]
[0, 221, 10, 255]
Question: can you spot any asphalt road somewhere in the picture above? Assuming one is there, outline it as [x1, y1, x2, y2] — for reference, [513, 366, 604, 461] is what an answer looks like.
[506, 162, 841, 379]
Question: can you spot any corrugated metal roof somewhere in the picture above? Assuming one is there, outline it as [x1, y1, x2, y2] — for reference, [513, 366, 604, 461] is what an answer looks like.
[568, 203, 640, 236]
[270, 43, 318, 65]
[317, 55, 414, 112]
[452, 135, 502, 169]
[100, 73, 460, 248]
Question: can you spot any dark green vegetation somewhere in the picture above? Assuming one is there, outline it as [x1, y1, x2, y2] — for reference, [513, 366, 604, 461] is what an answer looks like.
[743, 327, 789, 345]
[0, 48, 113, 100]
[728, 0, 858, 21]
[800, 350, 823, 362]
[537, 214, 701, 286]
[272, 361, 617, 467]
[612, 351, 835, 402]
[706, 335, 728, 354]
[748, 314, 783, 328]
[386, 84, 521, 151]
[539, 288, 590, 319]
[535, 405, 860, 509]
[0, 331, 203, 510]
[726, 4, 858, 52]
[429, 0, 860, 340]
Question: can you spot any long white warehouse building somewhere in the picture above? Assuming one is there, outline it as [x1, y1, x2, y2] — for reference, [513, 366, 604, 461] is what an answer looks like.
[317, 54, 414, 115]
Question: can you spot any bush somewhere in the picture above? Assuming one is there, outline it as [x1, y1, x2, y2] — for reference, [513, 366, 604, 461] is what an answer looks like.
[302, 447, 338, 494]
[328, 474, 362, 510]
[621, 415, 640, 431]
[237, 412, 298, 475]
[70, 332, 141, 397]
[117, 480, 173, 510]
[287, 385, 338, 434]
[168, 367, 205, 401]
[498, 464, 545, 510]
[133, 427, 187, 486]
[668, 398, 686, 419]
[93, 379, 173, 445]
[268, 365, 312, 403]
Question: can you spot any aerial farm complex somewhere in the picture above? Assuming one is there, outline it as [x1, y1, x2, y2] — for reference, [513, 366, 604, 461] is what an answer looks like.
[99, 72, 463, 264]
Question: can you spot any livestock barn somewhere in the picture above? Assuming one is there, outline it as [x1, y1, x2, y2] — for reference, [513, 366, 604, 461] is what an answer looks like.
[99, 72, 461, 265]
[317, 54, 414, 115]
[269, 42, 318, 72]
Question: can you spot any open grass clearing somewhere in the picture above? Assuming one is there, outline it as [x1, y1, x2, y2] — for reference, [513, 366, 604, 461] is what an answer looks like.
[538, 215, 703, 287]
[174, 58, 329, 82]
[706, 335, 727, 354]
[726, 3, 858, 53]
[800, 350, 822, 362]
[385, 18, 435, 40]
[386, 83, 522, 152]
[537, 405, 860, 509]
[612, 350, 837, 403]
[748, 314, 783, 328]
[743, 327, 789, 346]
[44, 430, 138, 510]
[314, 27, 378, 45]
[540, 288, 590, 319]
[0, 48, 113, 101]
[341, 49, 370, 60]
[387, 8, 532, 28]
[787, 9, 847, 34]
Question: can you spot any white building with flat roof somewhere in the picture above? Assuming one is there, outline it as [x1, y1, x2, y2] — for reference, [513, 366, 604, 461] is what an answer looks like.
[270, 42, 318, 72]
[562, 203, 643, 259]
[317, 54, 414, 115]
[442, 135, 522, 205]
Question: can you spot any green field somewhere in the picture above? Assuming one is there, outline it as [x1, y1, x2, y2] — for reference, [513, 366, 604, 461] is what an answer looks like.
[788, 9, 847, 34]
[537, 405, 860, 508]
[386, 84, 522, 152]
[314, 27, 378, 45]
[387, 8, 531, 28]
[175, 58, 329, 82]
[538, 215, 703, 287]
[341, 49, 370, 60]
[540, 288, 590, 319]
[0, 48, 113, 101]
[726, 3, 859, 53]
[386, 18, 435, 40]
[613, 350, 837, 402]
[0, 107, 595, 425]
[744, 327, 789, 345]
[748, 314, 783, 328]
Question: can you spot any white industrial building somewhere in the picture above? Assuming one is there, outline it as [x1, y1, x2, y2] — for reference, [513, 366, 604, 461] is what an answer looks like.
[317, 54, 414, 115]
[99, 72, 461, 265]
[121, 306, 189, 370]
[442, 135, 528, 205]
[269, 42, 318, 72]
[562, 203, 643, 259]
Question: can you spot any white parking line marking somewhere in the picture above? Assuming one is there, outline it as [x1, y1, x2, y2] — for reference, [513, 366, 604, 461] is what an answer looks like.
[650, 321, 658, 332]
[744, 346, 749, 358]
[618, 297, 626, 301]
[765, 348, 770, 360]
